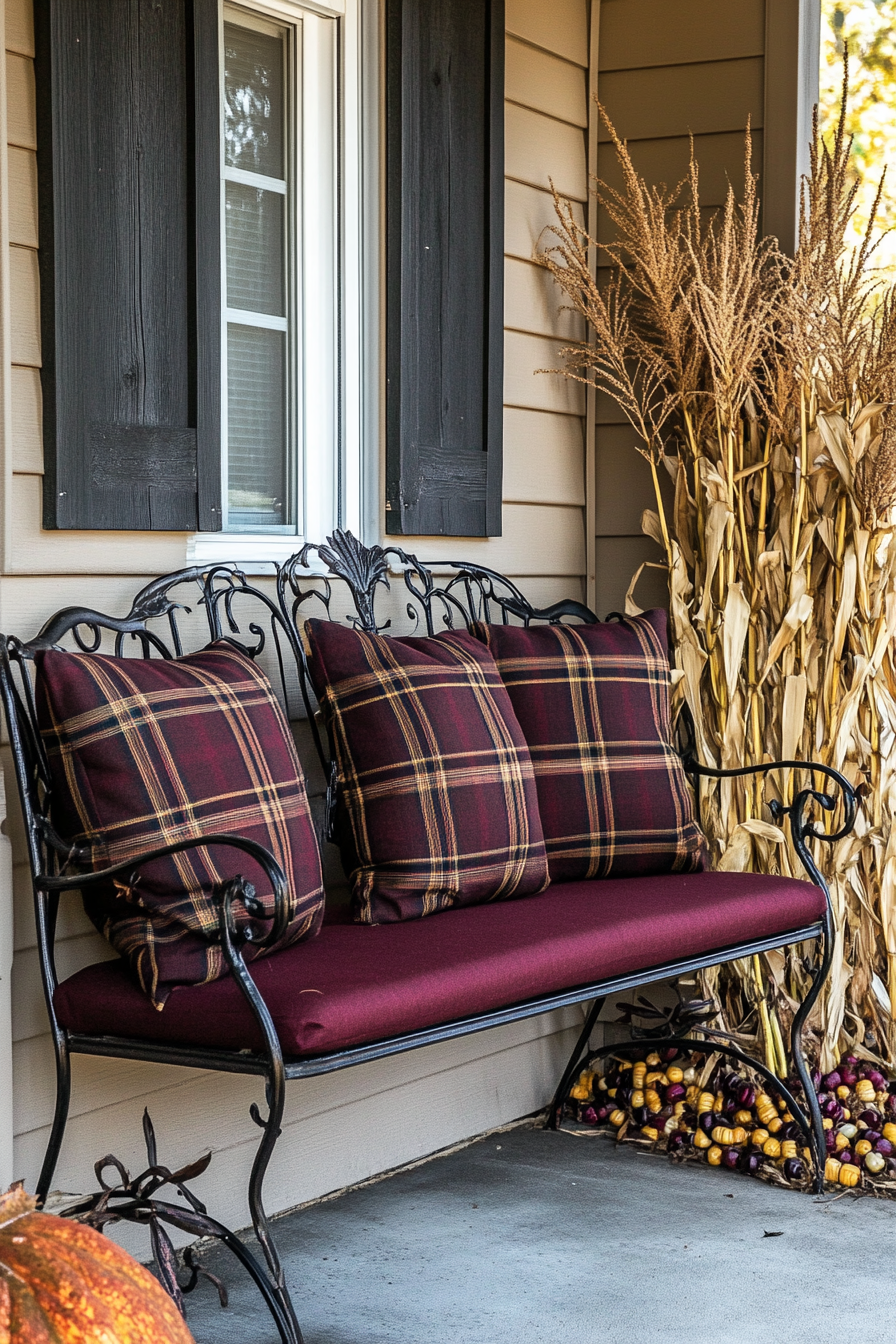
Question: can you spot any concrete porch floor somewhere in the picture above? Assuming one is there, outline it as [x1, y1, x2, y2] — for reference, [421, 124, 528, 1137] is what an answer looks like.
[184, 1125, 896, 1344]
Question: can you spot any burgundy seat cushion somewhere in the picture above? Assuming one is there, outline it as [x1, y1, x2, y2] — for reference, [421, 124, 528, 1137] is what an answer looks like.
[37, 643, 325, 1008]
[471, 614, 707, 882]
[54, 871, 825, 1058]
[304, 621, 548, 924]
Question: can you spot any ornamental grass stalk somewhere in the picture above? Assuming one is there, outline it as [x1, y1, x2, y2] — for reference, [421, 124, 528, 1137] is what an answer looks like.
[540, 59, 896, 1072]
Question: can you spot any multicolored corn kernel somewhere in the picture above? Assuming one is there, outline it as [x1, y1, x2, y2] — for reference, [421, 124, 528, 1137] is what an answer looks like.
[825, 1157, 842, 1182]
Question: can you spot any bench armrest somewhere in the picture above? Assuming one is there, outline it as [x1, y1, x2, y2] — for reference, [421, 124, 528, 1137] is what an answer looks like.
[683, 756, 857, 893]
[37, 832, 290, 951]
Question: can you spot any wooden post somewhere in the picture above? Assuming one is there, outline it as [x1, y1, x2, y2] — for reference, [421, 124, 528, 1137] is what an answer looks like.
[763, 0, 821, 254]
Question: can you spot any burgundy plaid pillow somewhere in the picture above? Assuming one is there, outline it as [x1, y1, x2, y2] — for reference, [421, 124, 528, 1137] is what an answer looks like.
[304, 622, 549, 923]
[471, 613, 706, 881]
[36, 643, 325, 1007]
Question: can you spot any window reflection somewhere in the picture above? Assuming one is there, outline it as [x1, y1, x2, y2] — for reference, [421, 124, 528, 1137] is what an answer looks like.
[224, 23, 284, 178]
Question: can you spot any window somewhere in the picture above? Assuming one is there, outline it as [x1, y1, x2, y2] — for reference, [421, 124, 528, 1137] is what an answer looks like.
[37, 0, 500, 545]
[38, 0, 371, 542]
[223, 11, 294, 532]
[190, 0, 367, 562]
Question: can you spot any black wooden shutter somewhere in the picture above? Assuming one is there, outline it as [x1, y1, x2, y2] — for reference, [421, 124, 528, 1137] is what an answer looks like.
[385, 0, 505, 537]
[35, 0, 221, 532]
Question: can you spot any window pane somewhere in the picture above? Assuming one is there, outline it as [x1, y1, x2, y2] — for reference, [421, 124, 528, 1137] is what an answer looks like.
[224, 21, 284, 178]
[227, 324, 288, 527]
[226, 182, 285, 316]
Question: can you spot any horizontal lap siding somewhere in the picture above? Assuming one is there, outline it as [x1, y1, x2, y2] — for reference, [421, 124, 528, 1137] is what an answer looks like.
[592, 0, 767, 616]
[2, 0, 590, 1221]
[16, 1010, 583, 1254]
[599, 0, 765, 70]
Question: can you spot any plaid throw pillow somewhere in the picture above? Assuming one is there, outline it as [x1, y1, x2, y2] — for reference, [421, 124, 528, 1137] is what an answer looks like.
[471, 613, 706, 881]
[36, 643, 325, 1007]
[304, 622, 549, 923]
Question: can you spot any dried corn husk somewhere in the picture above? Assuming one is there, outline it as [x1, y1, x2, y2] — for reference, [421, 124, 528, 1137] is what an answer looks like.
[540, 61, 896, 1069]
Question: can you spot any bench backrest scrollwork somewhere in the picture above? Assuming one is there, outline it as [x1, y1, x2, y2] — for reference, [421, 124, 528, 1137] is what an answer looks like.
[0, 531, 598, 1001]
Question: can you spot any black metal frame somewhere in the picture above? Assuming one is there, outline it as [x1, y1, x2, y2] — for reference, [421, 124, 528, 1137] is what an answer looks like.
[0, 531, 856, 1343]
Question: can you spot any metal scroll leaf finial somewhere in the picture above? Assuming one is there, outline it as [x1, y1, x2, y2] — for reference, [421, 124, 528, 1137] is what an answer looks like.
[126, 566, 214, 624]
[312, 530, 391, 633]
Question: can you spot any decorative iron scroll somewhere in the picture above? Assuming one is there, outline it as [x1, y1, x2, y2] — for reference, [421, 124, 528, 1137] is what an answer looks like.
[61, 1110, 295, 1340]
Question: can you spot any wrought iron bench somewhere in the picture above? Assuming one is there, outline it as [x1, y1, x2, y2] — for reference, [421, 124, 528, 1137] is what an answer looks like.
[0, 531, 855, 1344]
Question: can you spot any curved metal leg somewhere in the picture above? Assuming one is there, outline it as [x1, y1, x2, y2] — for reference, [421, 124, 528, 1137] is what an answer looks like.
[217, 889, 304, 1344]
[789, 916, 833, 1193]
[247, 1065, 304, 1344]
[37, 1028, 72, 1206]
[552, 930, 831, 1191]
[545, 997, 605, 1130]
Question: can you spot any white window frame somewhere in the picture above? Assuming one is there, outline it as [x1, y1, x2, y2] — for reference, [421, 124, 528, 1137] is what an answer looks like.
[188, 0, 375, 567]
[222, 5, 297, 537]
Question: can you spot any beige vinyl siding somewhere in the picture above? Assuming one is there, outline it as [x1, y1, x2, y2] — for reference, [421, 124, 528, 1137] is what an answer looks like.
[599, 0, 765, 69]
[1, 0, 591, 1230]
[10, 365, 40, 472]
[9, 243, 37, 366]
[503, 406, 584, 507]
[5, 0, 31, 57]
[592, 0, 767, 616]
[505, 0, 589, 65]
[8, 145, 36, 247]
[6, 51, 34, 149]
[505, 37, 588, 124]
[504, 178, 585, 262]
[505, 255, 584, 342]
[506, 103, 588, 199]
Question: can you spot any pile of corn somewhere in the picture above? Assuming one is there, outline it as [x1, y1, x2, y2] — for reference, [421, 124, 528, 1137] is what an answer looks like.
[566, 1049, 896, 1193]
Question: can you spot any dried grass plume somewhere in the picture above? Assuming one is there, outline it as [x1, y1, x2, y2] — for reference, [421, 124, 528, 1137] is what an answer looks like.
[539, 62, 896, 1072]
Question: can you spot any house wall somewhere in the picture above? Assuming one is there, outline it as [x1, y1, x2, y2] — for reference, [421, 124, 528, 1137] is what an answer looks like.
[589, 0, 815, 616]
[0, 0, 593, 1227]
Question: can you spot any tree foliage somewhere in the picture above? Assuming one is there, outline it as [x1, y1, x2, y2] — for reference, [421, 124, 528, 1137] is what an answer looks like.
[821, 1, 896, 276]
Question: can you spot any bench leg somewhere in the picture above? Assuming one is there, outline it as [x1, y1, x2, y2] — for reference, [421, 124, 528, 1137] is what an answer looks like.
[37, 1027, 72, 1207]
[789, 916, 833, 1194]
[217, 888, 306, 1342]
[545, 996, 605, 1130]
[247, 1062, 305, 1344]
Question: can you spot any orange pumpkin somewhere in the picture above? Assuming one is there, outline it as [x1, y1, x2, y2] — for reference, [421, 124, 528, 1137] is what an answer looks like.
[0, 1184, 196, 1343]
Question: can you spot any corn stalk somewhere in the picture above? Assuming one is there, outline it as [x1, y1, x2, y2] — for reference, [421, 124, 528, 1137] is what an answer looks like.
[540, 61, 896, 1071]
